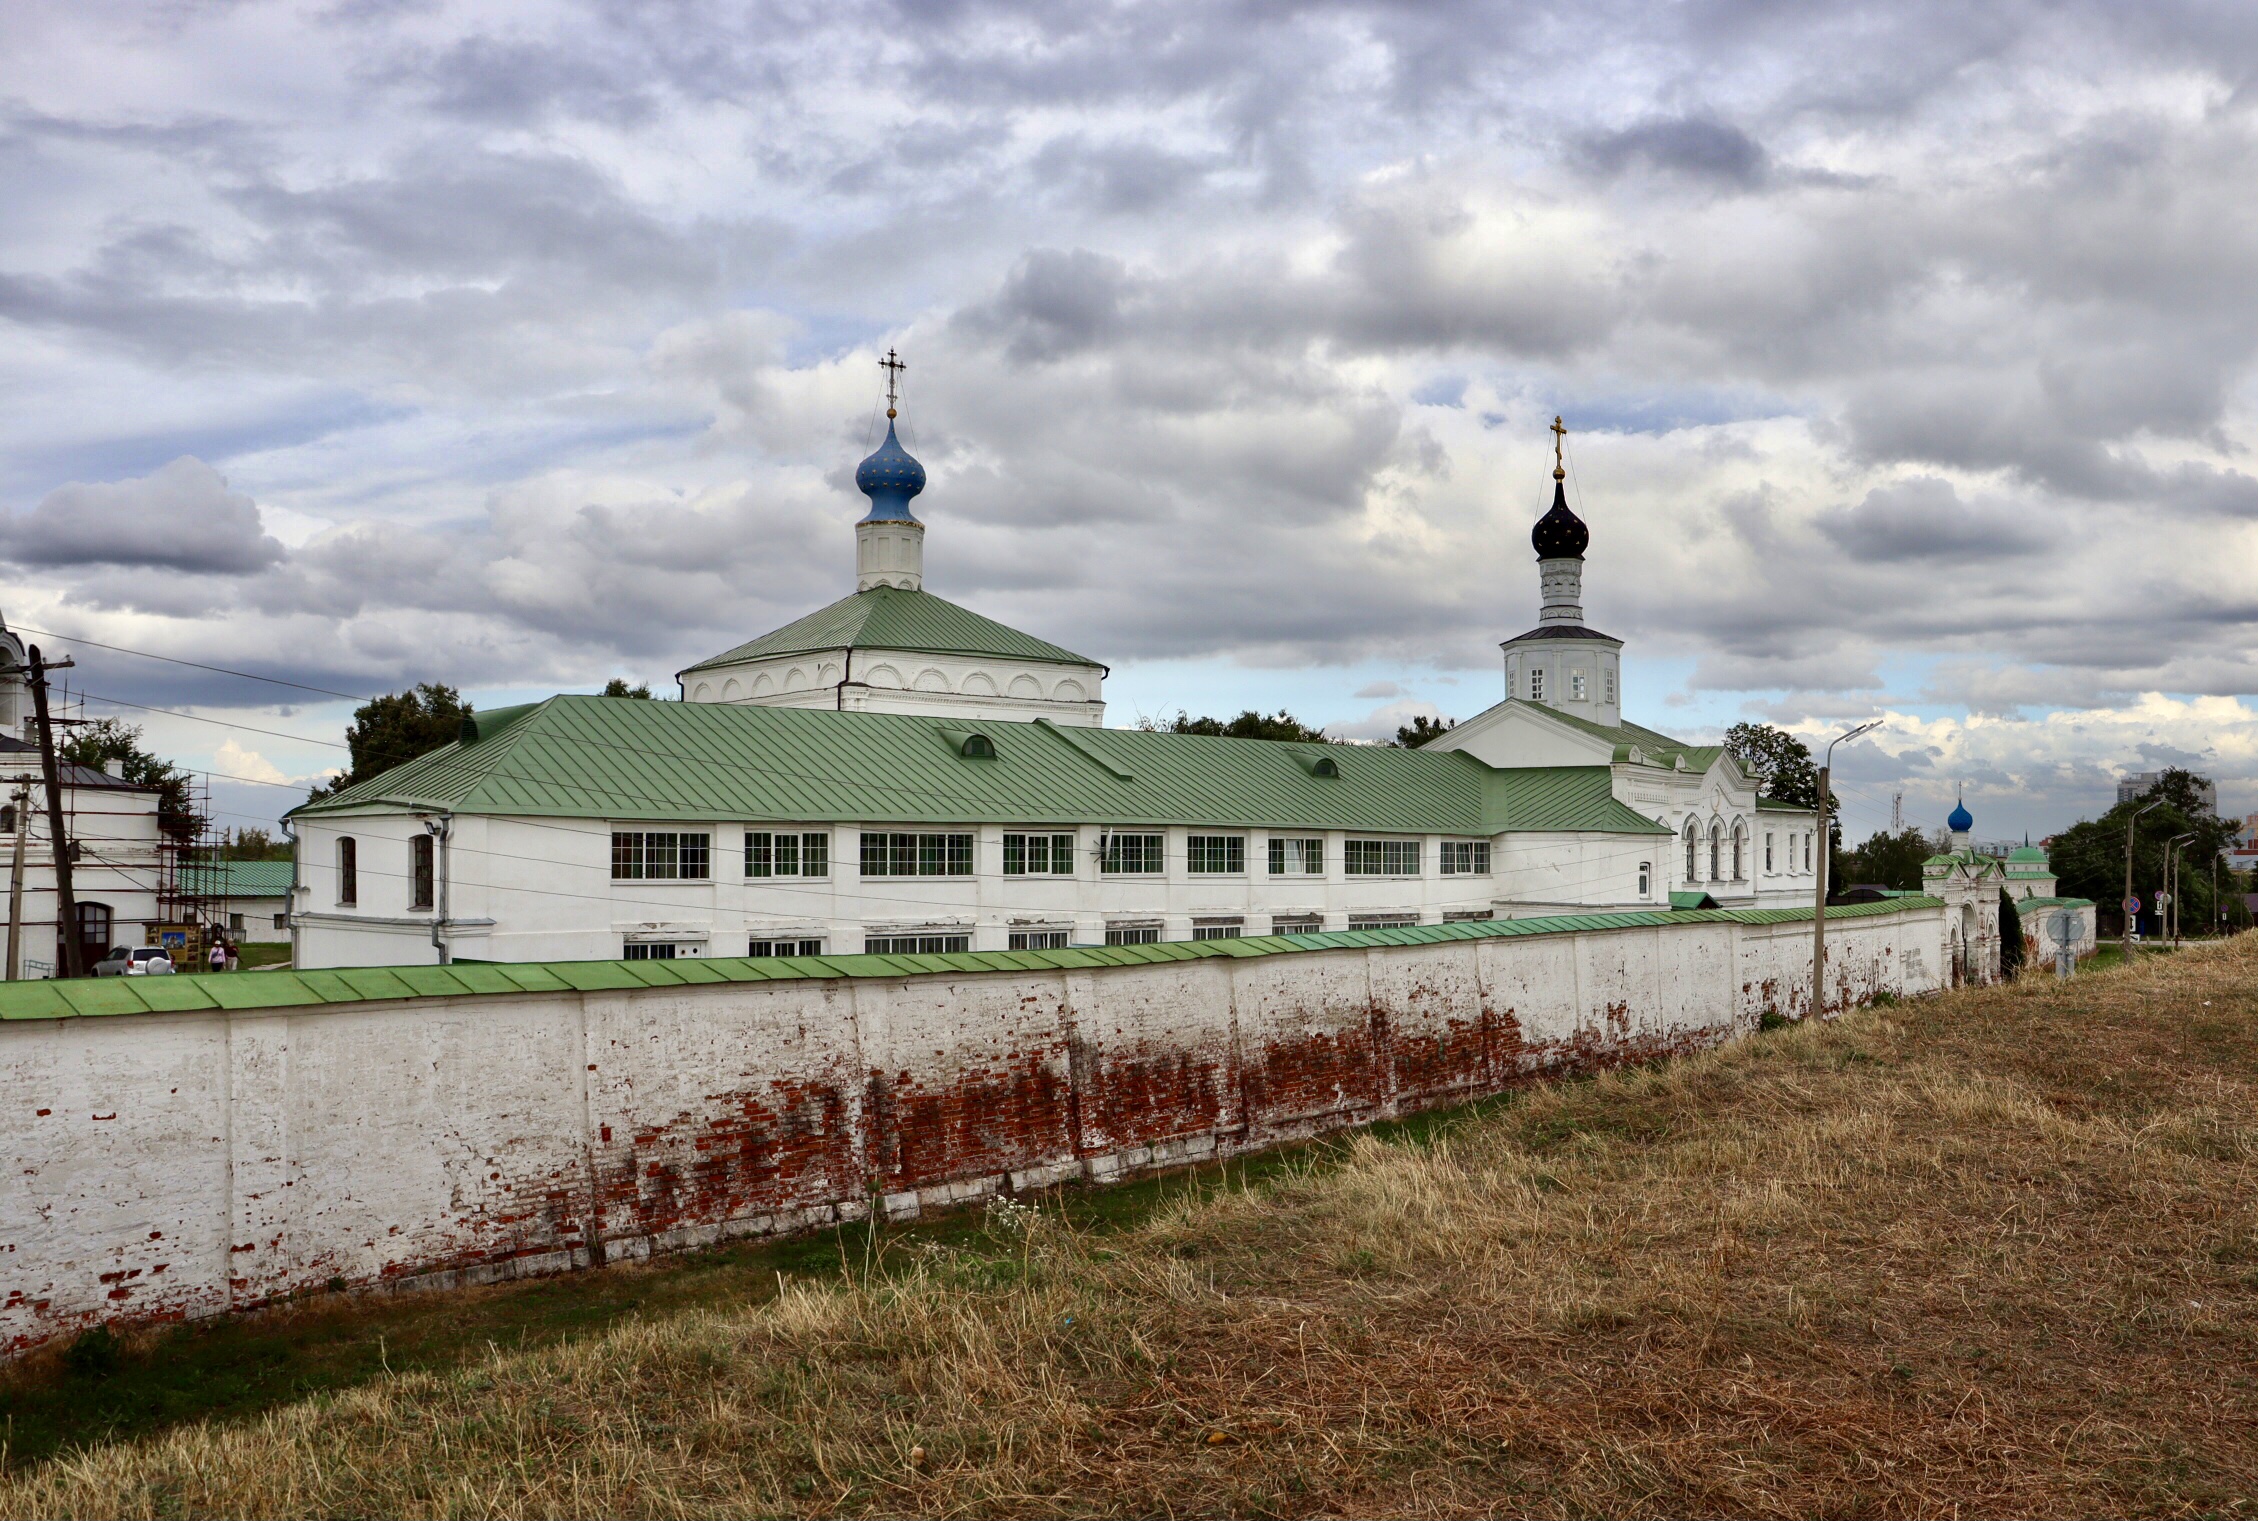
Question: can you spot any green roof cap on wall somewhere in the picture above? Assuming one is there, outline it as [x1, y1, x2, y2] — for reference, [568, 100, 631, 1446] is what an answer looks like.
[0, 898, 1944, 1023]
[680, 586, 1100, 676]
[176, 860, 295, 898]
[290, 696, 1673, 837]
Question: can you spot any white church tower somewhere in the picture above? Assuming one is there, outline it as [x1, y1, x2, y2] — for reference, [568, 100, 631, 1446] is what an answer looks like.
[677, 350, 1110, 723]
[1499, 418, 1623, 726]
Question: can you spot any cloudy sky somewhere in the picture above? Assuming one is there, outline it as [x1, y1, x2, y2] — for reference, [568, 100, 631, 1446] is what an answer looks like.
[4, 0, 2256, 843]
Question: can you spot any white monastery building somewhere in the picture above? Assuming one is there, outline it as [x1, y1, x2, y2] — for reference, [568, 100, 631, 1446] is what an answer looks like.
[288, 395, 1835, 969]
[0, 619, 166, 974]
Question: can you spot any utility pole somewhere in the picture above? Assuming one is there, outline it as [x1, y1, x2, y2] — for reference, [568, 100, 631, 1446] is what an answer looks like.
[26, 646, 81, 978]
[2123, 798, 2160, 964]
[1812, 720, 1878, 1017]
[1891, 792, 1903, 832]
[2164, 833, 2194, 949]
[5, 779, 28, 980]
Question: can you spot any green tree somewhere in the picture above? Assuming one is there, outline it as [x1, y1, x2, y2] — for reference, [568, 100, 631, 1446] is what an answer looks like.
[1144, 709, 1335, 743]
[602, 678, 653, 699]
[1393, 715, 1456, 749]
[2047, 768, 2245, 936]
[59, 718, 204, 842]
[305, 683, 472, 803]
[1837, 827, 1938, 892]
[221, 826, 292, 861]
[1722, 722, 1825, 809]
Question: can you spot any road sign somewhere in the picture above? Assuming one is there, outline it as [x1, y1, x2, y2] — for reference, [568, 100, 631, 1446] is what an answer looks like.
[2125, 896, 2141, 915]
[2156, 891, 2171, 907]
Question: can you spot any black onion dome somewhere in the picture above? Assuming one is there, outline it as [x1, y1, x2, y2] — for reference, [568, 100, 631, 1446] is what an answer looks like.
[1531, 479, 1588, 559]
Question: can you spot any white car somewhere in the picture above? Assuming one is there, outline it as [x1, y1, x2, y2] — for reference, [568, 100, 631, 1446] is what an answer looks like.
[92, 946, 176, 977]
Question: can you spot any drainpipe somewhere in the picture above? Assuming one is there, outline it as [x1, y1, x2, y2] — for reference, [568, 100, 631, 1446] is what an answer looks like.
[423, 812, 454, 964]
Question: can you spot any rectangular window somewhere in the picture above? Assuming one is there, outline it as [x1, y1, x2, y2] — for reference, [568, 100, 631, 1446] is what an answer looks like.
[745, 830, 829, 878]
[1186, 835, 1245, 874]
[1439, 841, 1490, 875]
[1638, 861, 1652, 896]
[273, 912, 289, 930]
[1267, 837, 1323, 875]
[1349, 913, 1418, 930]
[1443, 908, 1493, 923]
[1271, 914, 1324, 936]
[409, 833, 434, 911]
[1008, 930, 1070, 951]
[623, 942, 678, 960]
[1604, 668, 1617, 705]
[747, 938, 823, 957]
[859, 831, 973, 877]
[1191, 917, 1243, 940]
[1765, 833, 1775, 872]
[1104, 923, 1161, 946]
[337, 836, 357, 906]
[1804, 834, 1812, 871]
[1529, 667, 1545, 702]
[611, 831, 711, 881]
[1100, 831, 1164, 874]
[1003, 832, 1077, 875]
[864, 933, 971, 955]
[1570, 671, 1587, 700]
[1344, 838, 1422, 876]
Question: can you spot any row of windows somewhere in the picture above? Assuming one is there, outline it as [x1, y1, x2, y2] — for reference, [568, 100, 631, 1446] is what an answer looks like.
[601, 829, 1491, 882]
[625, 909, 1474, 960]
[1679, 821, 1815, 883]
[1524, 667, 1617, 704]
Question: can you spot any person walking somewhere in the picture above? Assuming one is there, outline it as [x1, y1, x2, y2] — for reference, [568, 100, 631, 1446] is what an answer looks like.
[224, 939, 240, 973]
[208, 939, 227, 974]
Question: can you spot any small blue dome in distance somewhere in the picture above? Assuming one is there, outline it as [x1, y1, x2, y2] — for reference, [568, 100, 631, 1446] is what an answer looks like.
[1947, 795, 1973, 833]
[855, 419, 926, 523]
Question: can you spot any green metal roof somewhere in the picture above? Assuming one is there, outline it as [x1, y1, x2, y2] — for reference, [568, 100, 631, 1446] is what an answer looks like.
[176, 860, 294, 898]
[290, 695, 1673, 837]
[0, 897, 1944, 1023]
[1505, 701, 1723, 773]
[679, 586, 1101, 676]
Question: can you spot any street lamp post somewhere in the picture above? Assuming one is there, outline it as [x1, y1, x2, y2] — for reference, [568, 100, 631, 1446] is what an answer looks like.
[2165, 833, 2194, 949]
[2123, 799, 2160, 963]
[1812, 720, 1880, 1017]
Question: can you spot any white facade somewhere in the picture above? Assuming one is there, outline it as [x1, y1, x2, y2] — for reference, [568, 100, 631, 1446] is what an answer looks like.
[681, 647, 1107, 727]
[292, 813, 1623, 967]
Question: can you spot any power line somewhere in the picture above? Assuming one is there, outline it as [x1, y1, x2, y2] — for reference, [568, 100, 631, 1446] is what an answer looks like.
[7, 625, 374, 703]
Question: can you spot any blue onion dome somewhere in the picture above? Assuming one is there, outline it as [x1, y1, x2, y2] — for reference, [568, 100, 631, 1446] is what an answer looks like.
[1531, 478, 1589, 559]
[855, 419, 926, 523]
[1947, 795, 1974, 833]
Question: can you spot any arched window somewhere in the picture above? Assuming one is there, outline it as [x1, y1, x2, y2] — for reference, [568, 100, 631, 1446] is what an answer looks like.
[1731, 821, 1747, 880]
[1708, 820, 1722, 881]
[337, 837, 358, 906]
[1683, 819, 1700, 880]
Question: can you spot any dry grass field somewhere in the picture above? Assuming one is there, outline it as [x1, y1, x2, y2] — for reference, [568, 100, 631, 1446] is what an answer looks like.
[5, 937, 2256, 1518]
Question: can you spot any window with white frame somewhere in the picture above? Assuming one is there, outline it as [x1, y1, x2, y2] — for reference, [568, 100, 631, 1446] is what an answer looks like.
[859, 831, 973, 877]
[1008, 929, 1070, 950]
[613, 831, 711, 881]
[623, 942, 679, 960]
[1349, 912, 1418, 930]
[1604, 668, 1617, 705]
[865, 933, 970, 954]
[1191, 917, 1243, 940]
[1529, 667, 1545, 702]
[1638, 861, 1651, 897]
[1271, 914, 1323, 935]
[1003, 831, 1076, 875]
[1104, 922, 1161, 945]
[1804, 832, 1812, 871]
[1765, 832, 1775, 872]
[1570, 670, 1587, 700]
[1268, 837, 1323, 875]
[745, 830, 828, 878]
[1344, 838, 1421, 876]
[1100, 832, 1164, 873]
[1732, 822, 1747, 880]
[1439, 840, 1490, 875]
[1443, 908, 1493, 923]
[336, 835, 357, 906]
[1708, 820, 1723, 880]
[747, 938, 823, 957]
[1683, 820, 1700, 880]
[1187, 835, 1246, 874]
